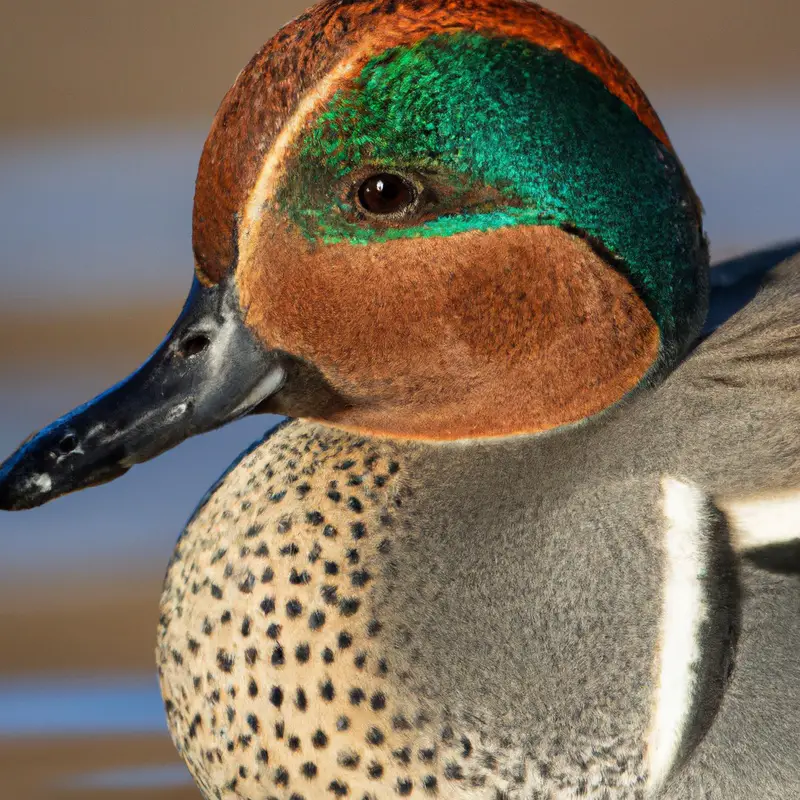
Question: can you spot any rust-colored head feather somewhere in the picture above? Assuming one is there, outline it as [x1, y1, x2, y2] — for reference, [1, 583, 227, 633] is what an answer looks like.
[191, 0, 707, 439]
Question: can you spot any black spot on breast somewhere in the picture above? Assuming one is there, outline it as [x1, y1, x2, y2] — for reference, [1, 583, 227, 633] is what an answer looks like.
[270, 686, 284, 708]
[312, 730, 329, 748]
[217, 650, 234, 673]
[286, 599, 303, 618]
[261, 597, 276, 615]
[267, 623, 282, 640]
[351, 522, 367, 540]
[338, 751, 360, 769]
[277, 516, 292, 534]
[349, 688, 365, 705]
[296, 643, 311, 663]
[321, 585, 339, 605]
[347, 497, 363, 513]
[309, 610, 326, 630]
[339, 598, 360, 616]
[274, 766, 289, 786]
[367, 761, 384, 779]
[320, 679, 335, 701]
[301, 762, 318, 778]
[351, 569, 371, 587]
[290, 568, 311, 585]
[366, 727, 384, 746]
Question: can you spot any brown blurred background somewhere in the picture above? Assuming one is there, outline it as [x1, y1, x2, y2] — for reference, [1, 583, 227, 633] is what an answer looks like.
[0, 2, 798, 798]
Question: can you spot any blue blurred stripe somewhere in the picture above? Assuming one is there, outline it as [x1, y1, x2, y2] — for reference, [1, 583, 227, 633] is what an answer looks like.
[0, 675, 166, 737]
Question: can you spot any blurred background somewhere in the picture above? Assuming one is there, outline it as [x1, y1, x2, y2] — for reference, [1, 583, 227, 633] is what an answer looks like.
[0, 1, 798, 797]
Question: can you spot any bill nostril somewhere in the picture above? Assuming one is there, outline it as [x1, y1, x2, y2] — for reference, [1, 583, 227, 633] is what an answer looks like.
[179, 333, 211, 358]
[58, 434, 79, 455]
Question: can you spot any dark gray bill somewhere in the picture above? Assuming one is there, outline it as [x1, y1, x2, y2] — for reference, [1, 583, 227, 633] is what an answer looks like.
[0, 278, 285, 510]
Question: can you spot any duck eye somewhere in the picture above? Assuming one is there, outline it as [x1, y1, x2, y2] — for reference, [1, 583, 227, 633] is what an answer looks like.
[357, 173, 415, 215]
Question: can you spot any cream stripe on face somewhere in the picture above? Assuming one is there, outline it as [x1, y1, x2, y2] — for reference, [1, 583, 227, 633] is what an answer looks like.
[646, 477, 712, 792]
[237, 43, 375, 274]
[242, 52, 364, 227]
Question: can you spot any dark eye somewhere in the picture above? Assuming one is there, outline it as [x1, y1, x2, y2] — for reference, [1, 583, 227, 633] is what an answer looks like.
[357, 173, 415, 215]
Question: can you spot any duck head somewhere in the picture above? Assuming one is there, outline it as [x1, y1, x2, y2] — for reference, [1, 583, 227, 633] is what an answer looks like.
[0, 0, 707, 510]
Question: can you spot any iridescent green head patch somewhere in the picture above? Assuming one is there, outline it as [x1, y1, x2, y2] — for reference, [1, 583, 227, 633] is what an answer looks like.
[276, 31, 708, 361]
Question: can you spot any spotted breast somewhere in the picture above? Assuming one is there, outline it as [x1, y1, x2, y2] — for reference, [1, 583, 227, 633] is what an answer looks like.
[157, 424, 466, 800]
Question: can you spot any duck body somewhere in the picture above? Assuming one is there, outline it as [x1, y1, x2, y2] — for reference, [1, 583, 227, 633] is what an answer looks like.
[157, 257, 800, 799]
[0, 1, 798, 798]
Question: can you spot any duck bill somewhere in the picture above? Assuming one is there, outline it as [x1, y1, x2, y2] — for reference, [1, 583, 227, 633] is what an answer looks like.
[0, 278, 285, 511]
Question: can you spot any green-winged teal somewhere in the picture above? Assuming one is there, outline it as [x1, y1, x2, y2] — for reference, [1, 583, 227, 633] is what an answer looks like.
[1, 1, 798, 797]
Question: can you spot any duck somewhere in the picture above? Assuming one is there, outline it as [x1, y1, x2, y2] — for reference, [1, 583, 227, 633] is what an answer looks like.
[1, 0, 798, 798]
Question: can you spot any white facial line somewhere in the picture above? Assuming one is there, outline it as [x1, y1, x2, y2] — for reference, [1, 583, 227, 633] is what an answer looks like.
[236, 45, 372, 278]
[242, 53, 365, 230]
[718, 491, 800, 552]
[647, 477, 711, 792]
